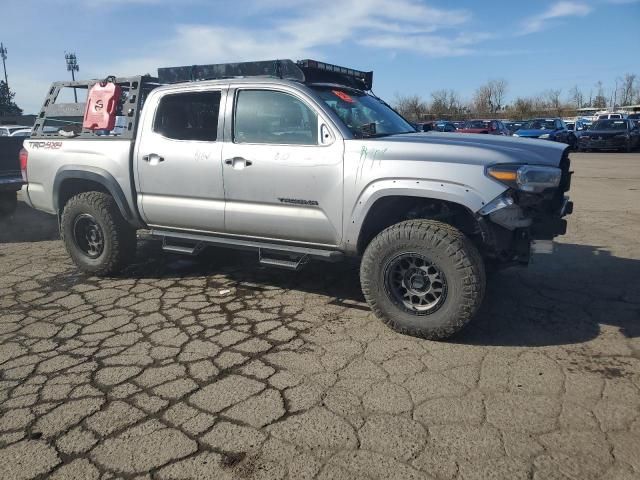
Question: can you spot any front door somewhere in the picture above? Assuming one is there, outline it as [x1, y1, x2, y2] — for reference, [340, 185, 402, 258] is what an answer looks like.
[221, 88, 343, 246]
[136, 88, 227, 232]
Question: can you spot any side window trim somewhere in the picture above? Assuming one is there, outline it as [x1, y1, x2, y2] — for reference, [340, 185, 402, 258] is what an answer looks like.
[231, 88, 322, 146]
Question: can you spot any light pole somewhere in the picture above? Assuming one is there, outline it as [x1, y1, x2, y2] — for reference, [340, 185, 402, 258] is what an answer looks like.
[65, 52, 79, 102]
[0, 42, 8, 87]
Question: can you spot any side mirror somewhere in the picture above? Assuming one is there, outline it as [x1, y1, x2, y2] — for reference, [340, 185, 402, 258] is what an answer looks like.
[320, 124, 334, 145]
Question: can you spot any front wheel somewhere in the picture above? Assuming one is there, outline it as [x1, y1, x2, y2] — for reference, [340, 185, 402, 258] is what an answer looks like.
[360, 220, 486, 340]
[61, 192, 136, 276]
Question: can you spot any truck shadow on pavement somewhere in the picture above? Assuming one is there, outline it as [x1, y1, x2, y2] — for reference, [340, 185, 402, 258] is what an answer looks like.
[0, 201, 59, 243]
[3, 202, 637, 348]
[125, 240, 639, 348]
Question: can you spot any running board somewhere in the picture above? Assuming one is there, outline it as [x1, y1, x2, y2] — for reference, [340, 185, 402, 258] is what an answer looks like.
[151, 229, 343, 263]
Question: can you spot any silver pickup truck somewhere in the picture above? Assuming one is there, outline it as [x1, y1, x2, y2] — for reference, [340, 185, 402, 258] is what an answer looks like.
[21, 59, 572, 339]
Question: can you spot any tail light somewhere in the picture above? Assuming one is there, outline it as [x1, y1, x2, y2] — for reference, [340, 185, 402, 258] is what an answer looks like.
[19, 148, 28, 182]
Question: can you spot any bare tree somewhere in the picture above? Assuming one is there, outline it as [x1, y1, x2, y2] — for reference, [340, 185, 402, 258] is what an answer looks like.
[568, 85, 584, 108]
[472, 79, 509, 114]
[512, 97, 534, 118]
[393, 94, 428, 121]
[489, 79, 508, 113]
[593, 81, 607, 109]
[544, 89, 563, 114]
[472, 84, 492, 114]
[619, 73, 637, 107]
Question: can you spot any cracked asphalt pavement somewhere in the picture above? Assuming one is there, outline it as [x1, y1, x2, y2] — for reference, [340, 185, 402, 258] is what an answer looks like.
[0, 152, 639, 480]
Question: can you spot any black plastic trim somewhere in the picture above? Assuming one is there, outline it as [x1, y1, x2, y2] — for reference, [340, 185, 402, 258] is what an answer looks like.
[53, 167, 144, 228]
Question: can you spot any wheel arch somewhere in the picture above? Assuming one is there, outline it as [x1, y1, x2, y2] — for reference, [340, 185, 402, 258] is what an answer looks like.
[355, 194, 482, 255]
[53, 167, 143, 228]
[347, 180, 490, 255]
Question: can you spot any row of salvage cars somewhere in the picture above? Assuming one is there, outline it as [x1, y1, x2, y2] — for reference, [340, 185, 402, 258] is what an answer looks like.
[415, 115, 640, 152]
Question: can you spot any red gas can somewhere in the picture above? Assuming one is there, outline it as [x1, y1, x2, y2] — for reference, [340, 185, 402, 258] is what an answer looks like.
[83, 78, 121, 131]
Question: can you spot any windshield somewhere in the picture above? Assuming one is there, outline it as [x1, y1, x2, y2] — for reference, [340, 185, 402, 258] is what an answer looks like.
[523, 119, 556, 130]
[592, 120, 628, 130]
[464, 120, 490, 129]
[311, 87, 415, 137]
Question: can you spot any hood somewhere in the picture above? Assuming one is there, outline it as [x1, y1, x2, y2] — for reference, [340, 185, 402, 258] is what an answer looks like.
[514, 129, 552, 137]
[351, 132, 567, 167]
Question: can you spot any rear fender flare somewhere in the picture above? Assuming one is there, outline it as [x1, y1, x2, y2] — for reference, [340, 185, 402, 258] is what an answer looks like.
[53, 166, 143, 228]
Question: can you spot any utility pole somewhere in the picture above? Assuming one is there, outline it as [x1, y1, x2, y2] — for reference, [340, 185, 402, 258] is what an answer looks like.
[65, 52, 79, 102]
[0, 43, 8, 87]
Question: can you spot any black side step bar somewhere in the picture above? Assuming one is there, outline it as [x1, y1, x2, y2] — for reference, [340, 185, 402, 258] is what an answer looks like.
[151, 229, 343, 263]
[258, 250, 309, 271]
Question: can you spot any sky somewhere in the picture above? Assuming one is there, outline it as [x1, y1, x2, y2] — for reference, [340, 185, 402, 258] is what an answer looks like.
[1, 0, 639, 114]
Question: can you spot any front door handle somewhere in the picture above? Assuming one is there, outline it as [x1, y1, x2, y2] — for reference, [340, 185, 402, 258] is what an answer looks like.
[142, 153, 165, 166]
[224, 157, 253, 169]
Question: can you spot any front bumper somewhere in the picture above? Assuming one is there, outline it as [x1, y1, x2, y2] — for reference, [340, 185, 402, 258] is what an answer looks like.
[479, 151, 572, 264]
[579, 136, 627, 150]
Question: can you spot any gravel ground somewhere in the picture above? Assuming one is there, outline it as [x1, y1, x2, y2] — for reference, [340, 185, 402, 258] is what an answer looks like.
[0, 152, 639, 480]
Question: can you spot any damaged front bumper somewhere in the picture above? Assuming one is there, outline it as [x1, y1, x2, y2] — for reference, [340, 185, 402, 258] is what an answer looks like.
[478, 153, 573, 264]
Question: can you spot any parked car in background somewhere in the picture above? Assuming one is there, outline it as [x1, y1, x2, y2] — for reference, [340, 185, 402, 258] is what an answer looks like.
[513, 118, 573, 147]
[578, 119, 640, 152]
[565, 118, 591, 148]
[597, 112, 626, 120]
[504, 120, 526, 135]
[0, 125, 31, 137]
[432, 120, 458, 132]
[414, 121, 435, 132]
[9, 128, 32, 137]
[456, 119, 509, 135]
[452, 121, 465, 129]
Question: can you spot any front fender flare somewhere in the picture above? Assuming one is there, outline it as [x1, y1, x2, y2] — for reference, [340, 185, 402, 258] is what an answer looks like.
[344, 178, 495, 252]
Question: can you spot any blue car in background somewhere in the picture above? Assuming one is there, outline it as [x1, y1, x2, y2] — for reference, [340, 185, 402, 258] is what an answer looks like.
[513, 118, 573, 147]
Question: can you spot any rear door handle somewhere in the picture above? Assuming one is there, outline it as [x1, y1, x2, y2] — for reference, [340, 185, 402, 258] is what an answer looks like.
[225, 157, 252, 169]
[142, 153, 165, 165]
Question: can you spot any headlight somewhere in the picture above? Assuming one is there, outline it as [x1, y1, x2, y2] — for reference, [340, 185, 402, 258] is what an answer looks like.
[487, 164, 562, 193]
[539, 133, 550, 139]
[513, 133, 520, 137]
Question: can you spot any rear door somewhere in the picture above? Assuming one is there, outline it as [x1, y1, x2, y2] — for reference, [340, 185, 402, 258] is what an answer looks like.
[220, 86, 344, 246]
[135, 87, 228, 232]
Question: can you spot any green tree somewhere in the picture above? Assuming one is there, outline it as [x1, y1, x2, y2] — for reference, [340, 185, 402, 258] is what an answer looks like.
[0, 81, 23, 116]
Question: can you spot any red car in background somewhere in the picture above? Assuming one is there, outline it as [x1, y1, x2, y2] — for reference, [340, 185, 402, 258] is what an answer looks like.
[456, 119, 510, 135]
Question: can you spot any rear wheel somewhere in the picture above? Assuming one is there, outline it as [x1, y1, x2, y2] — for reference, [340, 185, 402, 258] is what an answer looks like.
[0, 192, 17, 218]
[360, 220, 485, 340]
[61, 192, 136, 276]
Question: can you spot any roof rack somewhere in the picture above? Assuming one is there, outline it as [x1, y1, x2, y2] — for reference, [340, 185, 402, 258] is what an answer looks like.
[157, 59, 373, 90]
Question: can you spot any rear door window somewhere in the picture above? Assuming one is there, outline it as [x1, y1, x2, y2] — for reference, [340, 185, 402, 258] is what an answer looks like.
[234, 90, 318, 145]
[154, 91, 221, 141]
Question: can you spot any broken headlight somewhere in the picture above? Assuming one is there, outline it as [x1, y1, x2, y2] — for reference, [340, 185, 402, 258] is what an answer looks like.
[487, 164, 561, 193]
